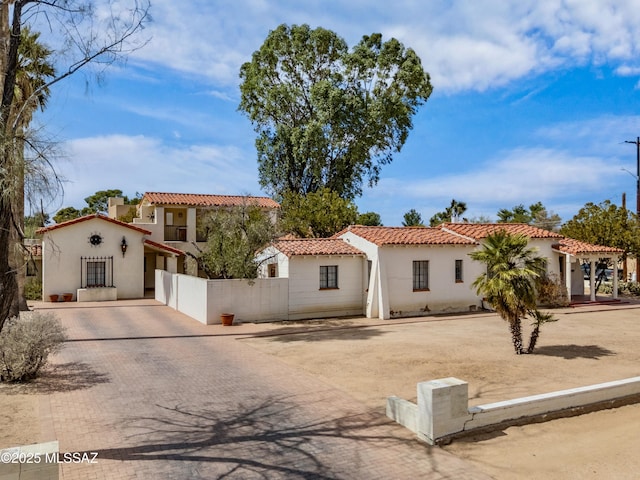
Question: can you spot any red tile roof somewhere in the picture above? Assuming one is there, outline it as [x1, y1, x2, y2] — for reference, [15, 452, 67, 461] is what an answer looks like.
[554, 238, 623, 255]
[142, 192, 280, 209]
[440, 223, 563, 240]
[337, 225, 476, 246]
[37, 214, 152, 235]
[144, 238, 184, 256]
[272, 238, 364, 257]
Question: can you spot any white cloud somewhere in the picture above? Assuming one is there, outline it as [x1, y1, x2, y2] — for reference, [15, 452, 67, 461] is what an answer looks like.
[55, 134, 261, 210]
[372, 147, 626, 219]
[124, 0, 640, 94]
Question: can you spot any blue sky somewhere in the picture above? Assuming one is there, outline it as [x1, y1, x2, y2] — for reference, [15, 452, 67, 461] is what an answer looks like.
[33, 0, 640, 225]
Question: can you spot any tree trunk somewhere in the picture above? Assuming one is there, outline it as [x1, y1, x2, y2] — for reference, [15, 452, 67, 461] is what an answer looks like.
[0, 196, 19, 332]
[509, 318, 525, 354]
[527, 326, 540, 354]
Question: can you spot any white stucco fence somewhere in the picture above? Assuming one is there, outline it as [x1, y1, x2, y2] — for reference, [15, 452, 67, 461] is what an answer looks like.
[387, 376, 640, 445]
[155, 270, 288, 324]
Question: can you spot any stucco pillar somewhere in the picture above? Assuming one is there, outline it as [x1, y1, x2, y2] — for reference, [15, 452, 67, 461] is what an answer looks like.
[417, 378, 471, 445]
[589, 259, 596, 302]
[564, 254, 572, 300]
[377, 251, 390, 320]
[187, 207, 197, 243]
[166, 255, 178, 274]
[366, 259, 379, 319]
[613, 256, 619, 300]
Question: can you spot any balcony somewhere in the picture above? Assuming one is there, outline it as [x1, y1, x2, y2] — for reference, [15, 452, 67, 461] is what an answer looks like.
[164, 226, 188, 242]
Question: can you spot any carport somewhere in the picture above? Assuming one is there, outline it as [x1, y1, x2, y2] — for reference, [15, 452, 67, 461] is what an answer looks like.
[554, 238, 624, 302]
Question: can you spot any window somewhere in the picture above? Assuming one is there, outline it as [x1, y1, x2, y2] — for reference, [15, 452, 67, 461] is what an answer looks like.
[81, 256, 113, 288]
[268, 263, 277, 278]
[87, 261, 106, 287]
[455, 259, 463, 283]
[413, 260, 429, 291]
[320, 265, 338, 289]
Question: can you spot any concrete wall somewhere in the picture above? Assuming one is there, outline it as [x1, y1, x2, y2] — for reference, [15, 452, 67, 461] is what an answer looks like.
[387, 376, 640, 445]
[42, 217, 145, 300]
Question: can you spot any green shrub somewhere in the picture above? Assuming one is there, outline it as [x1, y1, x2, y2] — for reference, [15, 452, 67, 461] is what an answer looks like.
[24, 279, 42, 300]
[0, 312, 67, 382]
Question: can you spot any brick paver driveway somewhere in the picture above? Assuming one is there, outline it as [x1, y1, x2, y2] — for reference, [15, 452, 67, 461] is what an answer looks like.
[36, 300, 489, 479]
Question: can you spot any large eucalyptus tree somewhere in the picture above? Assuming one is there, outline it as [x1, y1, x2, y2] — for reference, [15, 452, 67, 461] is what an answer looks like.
[239, 23, 432, 200]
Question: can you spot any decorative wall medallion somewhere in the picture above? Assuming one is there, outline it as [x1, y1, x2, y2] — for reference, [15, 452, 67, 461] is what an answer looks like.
[89, 232, 103, 246]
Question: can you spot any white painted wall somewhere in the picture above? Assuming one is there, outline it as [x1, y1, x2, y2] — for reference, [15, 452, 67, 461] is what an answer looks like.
[287, 256, 364, 319]
[155, 271, 288, 324]
[381, 245, 483, 317]
[42, 218, 145, 300]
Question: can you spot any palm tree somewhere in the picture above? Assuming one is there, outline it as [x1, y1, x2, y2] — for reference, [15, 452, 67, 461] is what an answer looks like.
[449, 199, 467, 223]
[7, 28, 55, 311]
[470, 230, 555, 354]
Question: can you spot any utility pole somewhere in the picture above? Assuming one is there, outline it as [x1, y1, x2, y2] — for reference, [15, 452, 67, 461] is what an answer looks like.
[624, 137, 640, 282]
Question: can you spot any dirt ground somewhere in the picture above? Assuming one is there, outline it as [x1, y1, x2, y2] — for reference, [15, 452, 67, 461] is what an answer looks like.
[242, 304, 640, 480]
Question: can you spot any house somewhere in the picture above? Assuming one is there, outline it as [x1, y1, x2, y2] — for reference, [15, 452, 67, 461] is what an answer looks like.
[37, 214, 182, 302]
[258, 237, 366, 319]
[337, 226, 481, 319]
[110, 192, 280, 278]
[257, 223, 624, 321]
[438, 223, 622, 302]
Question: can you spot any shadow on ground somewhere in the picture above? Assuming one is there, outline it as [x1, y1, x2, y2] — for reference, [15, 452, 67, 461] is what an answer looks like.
[248, 326, 387, 343]
[0, 361, 109, 394]
[533, 344, 616, 360]
[91, 395, 434, 479]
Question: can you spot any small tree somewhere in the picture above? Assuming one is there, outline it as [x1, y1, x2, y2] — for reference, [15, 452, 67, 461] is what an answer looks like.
[195, 204, 275, 279]
[402, 209, 424, 227]
[497, 202, 561, 231]
[470, 230, 557, 354]
[357, 211, 383, 226]
[280, 188, 358, 238]
[0, 312, 66, 382]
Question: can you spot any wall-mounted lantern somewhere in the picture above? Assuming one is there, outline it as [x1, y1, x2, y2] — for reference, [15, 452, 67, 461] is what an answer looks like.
[121, 236, 128, 257]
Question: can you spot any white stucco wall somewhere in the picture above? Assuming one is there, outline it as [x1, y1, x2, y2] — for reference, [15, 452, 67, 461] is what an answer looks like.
[381, 245, 482, 317]
[41, 218, 145, 300]
[287, 256, 364, 320]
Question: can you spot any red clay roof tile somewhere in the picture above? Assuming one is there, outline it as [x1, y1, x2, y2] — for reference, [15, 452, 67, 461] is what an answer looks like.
[440, 223, 563, 240]
[272, 238, 365, 257]
[142, 192, 280, 209]
[337, 225, 476, 246]
[143, 238, 184, 256]
[554, 238, 623, 255]
[36, 213, 152, 235]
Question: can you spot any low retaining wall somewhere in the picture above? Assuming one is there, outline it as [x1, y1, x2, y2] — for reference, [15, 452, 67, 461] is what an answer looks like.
[387, 376, 640, 445]
[77, 287, 117, 302]
[0, 441, 59, 479]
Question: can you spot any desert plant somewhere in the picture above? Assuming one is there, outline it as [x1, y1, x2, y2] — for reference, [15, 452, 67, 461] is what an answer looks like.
[600, 281, 640, 296]
[536, 273, 569, 307]
[24, 279, 42, 301]
[0, 312, 66, 382]
[470, 230, 557, 354]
